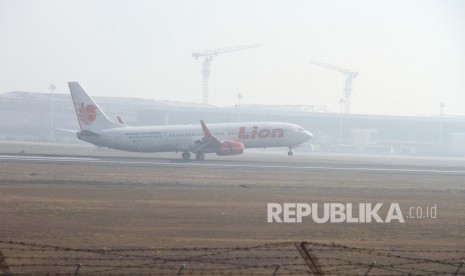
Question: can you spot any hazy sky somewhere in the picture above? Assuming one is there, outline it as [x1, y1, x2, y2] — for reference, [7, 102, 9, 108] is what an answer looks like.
[1, 0, 464, 116]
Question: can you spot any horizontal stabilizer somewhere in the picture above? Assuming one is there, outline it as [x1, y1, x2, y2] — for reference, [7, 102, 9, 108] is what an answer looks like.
[55, 128, 77, 134]
[78, 130, 100, 137]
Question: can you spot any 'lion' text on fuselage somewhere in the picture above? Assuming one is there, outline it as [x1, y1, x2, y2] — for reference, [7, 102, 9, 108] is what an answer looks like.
[238, 126, 284, 139]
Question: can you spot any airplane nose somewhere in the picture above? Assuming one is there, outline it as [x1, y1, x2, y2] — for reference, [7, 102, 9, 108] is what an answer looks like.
[305, 131, 313, 140]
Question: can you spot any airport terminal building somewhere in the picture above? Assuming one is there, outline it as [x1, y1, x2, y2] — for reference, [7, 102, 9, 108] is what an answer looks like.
[1, 91, 465, 156]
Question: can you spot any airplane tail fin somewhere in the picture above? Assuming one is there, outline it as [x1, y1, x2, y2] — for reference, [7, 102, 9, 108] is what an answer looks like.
[68, 82, 120, 132]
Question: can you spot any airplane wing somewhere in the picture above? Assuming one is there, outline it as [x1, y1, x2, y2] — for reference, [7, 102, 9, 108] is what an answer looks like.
[191, 120, 221, 153]
[192, 120, 244, 156]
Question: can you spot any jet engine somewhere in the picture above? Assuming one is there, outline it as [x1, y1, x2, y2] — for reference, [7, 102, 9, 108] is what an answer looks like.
[216, 141, 244, 156]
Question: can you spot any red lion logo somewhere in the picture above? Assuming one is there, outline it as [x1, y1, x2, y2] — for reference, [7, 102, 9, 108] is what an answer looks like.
[78, 103, 97, 125]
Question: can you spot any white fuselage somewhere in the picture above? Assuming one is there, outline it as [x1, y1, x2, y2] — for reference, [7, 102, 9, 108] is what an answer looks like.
[78, 122, 312, 153]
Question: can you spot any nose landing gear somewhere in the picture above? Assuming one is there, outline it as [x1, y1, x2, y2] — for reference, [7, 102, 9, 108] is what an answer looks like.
[288, 146, 294, 156]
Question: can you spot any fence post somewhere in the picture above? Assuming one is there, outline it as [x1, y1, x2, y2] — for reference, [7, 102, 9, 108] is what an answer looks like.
[0, 250, 11, 276]
[73, 263, 82, 276]
[454, 260, 464, 276]
[272, 264, 280, 276]
[176, 264, 185, 276]
[364, 261, 376, 276]
[295, 242, 324, 275]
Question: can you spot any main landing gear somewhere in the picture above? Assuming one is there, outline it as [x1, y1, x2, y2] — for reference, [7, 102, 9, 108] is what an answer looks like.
[196, 152, 205, 161]
[288, 146, 294, 157]
[182, 151, 205, 161]
[182, 151, 191, 160]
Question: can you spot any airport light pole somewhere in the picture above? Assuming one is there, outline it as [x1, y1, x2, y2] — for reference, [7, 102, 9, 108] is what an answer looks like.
[338, 98, 345, 145]
[236, 93, 243, 122]
[439, 102, 445, 154]
[49, 84, 56, 141]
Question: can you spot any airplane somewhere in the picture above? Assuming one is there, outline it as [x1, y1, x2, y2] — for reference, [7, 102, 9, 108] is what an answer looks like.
[68, 82, 313, 160]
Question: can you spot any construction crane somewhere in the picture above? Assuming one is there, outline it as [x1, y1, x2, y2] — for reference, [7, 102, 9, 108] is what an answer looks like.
[311, 60, 358, 114]
[192, 44, 261, 105]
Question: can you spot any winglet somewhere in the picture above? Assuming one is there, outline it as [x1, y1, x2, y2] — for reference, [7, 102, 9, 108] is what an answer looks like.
[200, 120, 214, 140]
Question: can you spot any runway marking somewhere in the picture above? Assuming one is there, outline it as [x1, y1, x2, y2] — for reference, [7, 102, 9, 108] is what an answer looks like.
[1, 155, 464, 175]
[0, 155, 97, 161]
[94, 160, 465, 174]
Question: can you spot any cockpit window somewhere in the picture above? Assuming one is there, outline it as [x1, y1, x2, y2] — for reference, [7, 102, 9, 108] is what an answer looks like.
[298, 128, 304, 131]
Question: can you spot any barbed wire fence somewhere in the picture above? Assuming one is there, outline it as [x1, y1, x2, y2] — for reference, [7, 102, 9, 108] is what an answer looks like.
[0, 240, 464, 275]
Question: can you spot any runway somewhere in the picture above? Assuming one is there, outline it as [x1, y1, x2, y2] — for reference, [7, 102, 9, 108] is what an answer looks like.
[1, 153, 464, 175]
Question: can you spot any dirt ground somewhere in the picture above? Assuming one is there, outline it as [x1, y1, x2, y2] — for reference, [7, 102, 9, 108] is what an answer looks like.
[0, 143, 464, 252]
